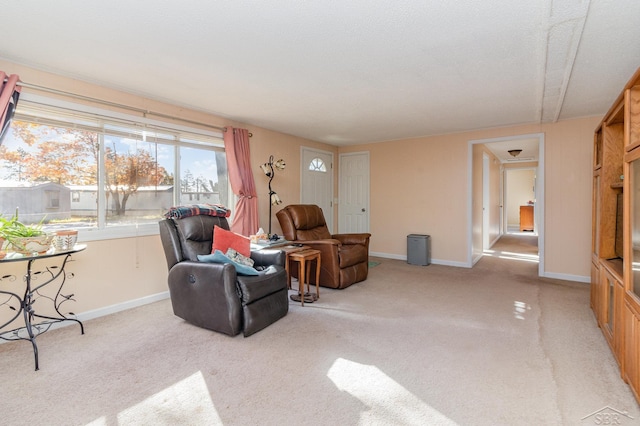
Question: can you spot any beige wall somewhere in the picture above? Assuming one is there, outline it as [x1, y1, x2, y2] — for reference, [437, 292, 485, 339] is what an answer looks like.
[472, 144, 485, 261]
[340, 116, 600, 280]
[0, 236, 167, 325]
[342, 133, 470, 265]
[0, 59, 599, 323]
[541, 117, 598, 278]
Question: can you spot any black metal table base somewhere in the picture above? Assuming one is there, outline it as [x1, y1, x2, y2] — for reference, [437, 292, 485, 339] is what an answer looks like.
[0, 248, 85, 370]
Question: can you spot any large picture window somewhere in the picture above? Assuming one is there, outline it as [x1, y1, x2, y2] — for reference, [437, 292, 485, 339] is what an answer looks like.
[0, 100, 228, 239]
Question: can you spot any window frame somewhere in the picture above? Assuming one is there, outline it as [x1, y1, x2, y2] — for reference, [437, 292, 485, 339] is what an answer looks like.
[3, 93, 229, 242]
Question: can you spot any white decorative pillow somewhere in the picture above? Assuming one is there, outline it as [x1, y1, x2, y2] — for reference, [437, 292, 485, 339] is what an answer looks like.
[226, 248, 254, 267]
[197, 250, 258, 276]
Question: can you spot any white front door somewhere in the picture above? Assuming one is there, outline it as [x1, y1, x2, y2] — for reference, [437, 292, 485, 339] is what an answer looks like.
[339, 152, 370, 233]
[301, 147, 334, 232]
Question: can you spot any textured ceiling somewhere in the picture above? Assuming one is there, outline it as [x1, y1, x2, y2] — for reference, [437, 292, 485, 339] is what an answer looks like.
[1, 0, 639, 145]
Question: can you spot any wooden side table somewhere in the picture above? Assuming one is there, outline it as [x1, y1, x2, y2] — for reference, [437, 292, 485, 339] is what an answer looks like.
[288, 249, 321, 306]
[278, 245, 308, 289]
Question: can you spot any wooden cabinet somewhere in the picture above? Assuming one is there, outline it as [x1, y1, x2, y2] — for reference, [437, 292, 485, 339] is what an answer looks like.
[600, 261, 624, 364]
[592, 67, 640, 403]
[591, 260, 600, 312]
[624, 300, 640, 401]
[519, 205, 534, 231]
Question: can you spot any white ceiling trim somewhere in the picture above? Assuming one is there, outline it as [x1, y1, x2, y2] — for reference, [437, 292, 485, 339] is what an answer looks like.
[540, 0, 591, 123]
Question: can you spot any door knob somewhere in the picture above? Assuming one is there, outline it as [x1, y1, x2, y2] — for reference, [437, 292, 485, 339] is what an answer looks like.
[361, 208, 366, 212]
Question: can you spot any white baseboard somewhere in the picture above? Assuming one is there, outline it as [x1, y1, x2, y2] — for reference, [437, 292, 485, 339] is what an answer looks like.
[369, 251, 469, 268]
[431, 259, 469, 268]
[0, 291, 170, 344]
[370, 251, 404, 260]
[370, 251, 590, 283]
[77, 291, 170, 322]
[541, 272, 590, 284]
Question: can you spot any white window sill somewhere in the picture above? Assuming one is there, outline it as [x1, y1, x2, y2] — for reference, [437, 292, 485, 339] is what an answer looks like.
[77, 223, 160, 242]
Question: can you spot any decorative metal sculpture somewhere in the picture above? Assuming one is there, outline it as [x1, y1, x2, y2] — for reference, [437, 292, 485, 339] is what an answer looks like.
[260, 155, 285, 238]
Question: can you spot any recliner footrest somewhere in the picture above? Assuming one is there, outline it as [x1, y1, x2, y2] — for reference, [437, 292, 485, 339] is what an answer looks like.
[236, 267, 287, 305]
[243, 287, 288, 336]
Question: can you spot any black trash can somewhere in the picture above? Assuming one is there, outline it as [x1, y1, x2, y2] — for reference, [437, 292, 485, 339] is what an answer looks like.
[407, 234, 431, 266]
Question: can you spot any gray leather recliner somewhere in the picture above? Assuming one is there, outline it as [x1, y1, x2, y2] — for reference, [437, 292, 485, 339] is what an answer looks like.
[159, 215, 288, 337]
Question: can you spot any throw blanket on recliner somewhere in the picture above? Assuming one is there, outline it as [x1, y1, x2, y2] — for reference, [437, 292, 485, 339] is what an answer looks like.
[164, 204, 230, 219]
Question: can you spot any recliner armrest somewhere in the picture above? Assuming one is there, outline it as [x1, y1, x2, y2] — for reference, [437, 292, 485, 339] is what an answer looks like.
[294, 238, 342, 247]
[169, 260, 236, 287]
[236, 266, 287, 305]
[251, 249, 286, 268]
[332, 233, 371, 246]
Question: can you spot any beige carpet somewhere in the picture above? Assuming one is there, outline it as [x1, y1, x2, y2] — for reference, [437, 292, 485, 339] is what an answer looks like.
[0, 234, 638, 425]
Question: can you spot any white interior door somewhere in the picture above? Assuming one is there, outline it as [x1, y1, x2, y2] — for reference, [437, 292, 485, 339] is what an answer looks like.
[339, 151, 370, 233]
[483, 153, 490, 249]
[301, 147, 334, 231]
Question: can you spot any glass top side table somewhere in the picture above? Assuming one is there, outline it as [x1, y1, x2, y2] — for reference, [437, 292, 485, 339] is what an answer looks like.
[0, 244, 87, 370]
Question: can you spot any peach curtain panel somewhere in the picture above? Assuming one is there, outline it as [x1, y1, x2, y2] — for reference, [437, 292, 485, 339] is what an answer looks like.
[223, 127, 259, 236]
[0, 72, 21, 145]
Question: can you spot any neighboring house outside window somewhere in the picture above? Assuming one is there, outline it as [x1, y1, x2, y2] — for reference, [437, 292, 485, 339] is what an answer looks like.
[45, 189, 60, 209]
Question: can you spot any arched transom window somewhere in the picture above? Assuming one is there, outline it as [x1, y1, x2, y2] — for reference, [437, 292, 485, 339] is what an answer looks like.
[309, 157, 327, 172]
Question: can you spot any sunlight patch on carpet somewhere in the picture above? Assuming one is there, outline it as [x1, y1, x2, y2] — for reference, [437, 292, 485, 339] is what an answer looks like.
[483, 249, 539, 263]
[369, 261, 380, 267]
[327, 358, 457, 425]
[117, 371, 223, 425]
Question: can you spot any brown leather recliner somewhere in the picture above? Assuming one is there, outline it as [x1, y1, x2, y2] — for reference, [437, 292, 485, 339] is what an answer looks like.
[276, 204, 371, 289]
[159, 214, 288, 337]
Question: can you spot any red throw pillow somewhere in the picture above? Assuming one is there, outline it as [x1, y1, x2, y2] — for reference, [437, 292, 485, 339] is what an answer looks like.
[211, 225, 250, 257]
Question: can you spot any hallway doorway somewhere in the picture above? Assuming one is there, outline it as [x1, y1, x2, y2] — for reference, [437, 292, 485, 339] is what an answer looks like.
[468, 133, 545, 276]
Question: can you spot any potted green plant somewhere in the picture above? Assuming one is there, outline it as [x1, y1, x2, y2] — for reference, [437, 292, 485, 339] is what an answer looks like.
[0, 210, 52, 255]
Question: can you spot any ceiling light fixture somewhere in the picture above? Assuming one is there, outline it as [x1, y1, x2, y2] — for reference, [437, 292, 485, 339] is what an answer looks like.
[508, 149, 523, 157]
